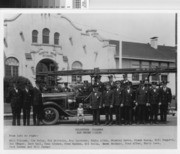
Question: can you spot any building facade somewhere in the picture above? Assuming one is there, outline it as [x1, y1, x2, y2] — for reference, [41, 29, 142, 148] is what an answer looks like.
[4, 14, 119, 86]
[4, 14, 176, 94]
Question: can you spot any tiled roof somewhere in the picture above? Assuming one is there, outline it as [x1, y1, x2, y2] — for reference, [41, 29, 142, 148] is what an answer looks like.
[122, 41, 176, 62]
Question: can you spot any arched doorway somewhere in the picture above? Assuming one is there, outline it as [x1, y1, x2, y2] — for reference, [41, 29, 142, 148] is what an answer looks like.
[36, 59, 58, 89]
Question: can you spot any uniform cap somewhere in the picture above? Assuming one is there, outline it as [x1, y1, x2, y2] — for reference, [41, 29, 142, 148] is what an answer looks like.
[162, 80, 168, 84]
[126, 81, 132, 86]
[151, 82, 157, 85]
[140, 80, 145, 84]
[115, 81, 121, 85]
[64, 82, 68, 85]
[108, 75, 113, 79]
[95, 75, 102, 79]
[123, 74, 127, 77]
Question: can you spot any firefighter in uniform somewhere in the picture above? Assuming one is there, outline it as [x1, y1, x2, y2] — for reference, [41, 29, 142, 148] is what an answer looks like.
[22, 82, 33, 126]
[89, 84, 102, 125]
[102, 83, 114, 125]
[149, 82, 159, 124]
[121, 74, 131, 89]
[145, 79, 152, 123]
[159, 81, 172, 123]
[32, 81, 43, 125]
[62, 82, 71, 92]
[8, 82, 23, 126]
[108, 75, 116, 90]
[113, 81, 123, 125]
[136, 80, 149, 124]
[95, 75, 104, 93]
[122, 82, 133, 125]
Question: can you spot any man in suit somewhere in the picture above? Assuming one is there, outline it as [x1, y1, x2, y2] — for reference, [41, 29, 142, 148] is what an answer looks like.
[22, 82, 33, 126]
[8, 82, 23, 126]
[136, 80, 149, 124]
[102, 83, 114, 125]
[149, 82, 160, 124]
[113, 81, 123, 125]
[32, 81, 43, 125]
[159, 81, 172, 123]
[122, 82, 133, 125]
[89, 84, 102, 125]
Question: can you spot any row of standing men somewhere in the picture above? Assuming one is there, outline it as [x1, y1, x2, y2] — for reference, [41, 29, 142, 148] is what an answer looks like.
[88, 74, 172, 125]
[7, 81, 43, 126]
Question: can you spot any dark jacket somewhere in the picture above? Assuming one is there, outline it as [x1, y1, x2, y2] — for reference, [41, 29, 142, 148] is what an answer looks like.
[149, 88, 160, 105]
[113, 88, 123, 106]
[89, 91, 102, 109]
[159, 87, 172, 104]
[136, 86, 148, 105]
[62, 87, 71, 92]
[22, 88, 33, 109]
[32, 87, 43, 106]
[96, 81, 104, 92]
[121, 80, 132, 89]
[103, 90, 114, 107]
[108, 81, 116, 90]
[8, 88, 23, 109]
[122, 88, 133, 106]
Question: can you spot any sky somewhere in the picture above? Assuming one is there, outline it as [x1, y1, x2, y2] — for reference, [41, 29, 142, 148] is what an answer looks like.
[65, 13, 176, 46]
[4, 13, 176, 46]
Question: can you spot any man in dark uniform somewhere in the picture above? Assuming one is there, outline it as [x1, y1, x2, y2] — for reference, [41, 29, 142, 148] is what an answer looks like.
[8, 82, 23, 126]
[144, 79, 152, 123]
[136, 80, 149, 124]
[22, 82, 33, 126]
[149, 82, 160, 124]
[95, 75, 104, 93]
[32, 81, 43, 125]
[62, 82, 71, 92]
[121, 74, 131, 89]
[122, 82, 133, 125]
[108, 75, 116, 90]
[82, 80, 91, 96]
[102, 83, 114, 125]
[113, 81, 123, 125]
[159, 81, 172, 123]
[89, 85, 102, 125]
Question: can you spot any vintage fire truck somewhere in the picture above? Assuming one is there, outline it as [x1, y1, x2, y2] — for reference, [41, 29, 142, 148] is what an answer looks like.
[37, 67, 176, 125]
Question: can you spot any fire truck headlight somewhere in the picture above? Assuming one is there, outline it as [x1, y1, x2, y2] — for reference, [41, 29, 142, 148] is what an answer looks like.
[68, 99, 76, 103]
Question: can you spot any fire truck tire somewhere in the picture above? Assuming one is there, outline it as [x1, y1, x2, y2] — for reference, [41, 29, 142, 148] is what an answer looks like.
[42, 107, 59, 125]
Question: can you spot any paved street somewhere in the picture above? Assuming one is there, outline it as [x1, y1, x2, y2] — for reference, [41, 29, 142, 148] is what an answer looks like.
[4, 114, 177, 126]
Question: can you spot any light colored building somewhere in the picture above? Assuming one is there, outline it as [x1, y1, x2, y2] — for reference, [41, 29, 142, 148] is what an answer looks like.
[121, 39, 176, 94]
[4, 14, 176, 94]
[4, 14, 119, 86]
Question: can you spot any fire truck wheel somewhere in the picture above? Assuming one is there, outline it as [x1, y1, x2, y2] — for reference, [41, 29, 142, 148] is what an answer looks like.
[42, 107, 59, 125]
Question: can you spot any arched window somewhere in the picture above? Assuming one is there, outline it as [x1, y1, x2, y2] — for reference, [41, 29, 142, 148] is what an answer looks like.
[54, 32, 60, 45]
[5, 57, 19, 77]
[42, 28, 50, 44]
[72, 61, 83, 83]
[32, 30, 38, 43]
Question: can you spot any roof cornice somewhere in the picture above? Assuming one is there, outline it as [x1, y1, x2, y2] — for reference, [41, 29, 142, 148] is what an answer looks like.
[122, 56, 175, 63]
[4, 14, 22, 23]
[61, 15, 82, 31]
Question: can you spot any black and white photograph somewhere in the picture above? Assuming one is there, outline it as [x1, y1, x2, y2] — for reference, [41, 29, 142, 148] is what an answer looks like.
[2, 12, 178, 149]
